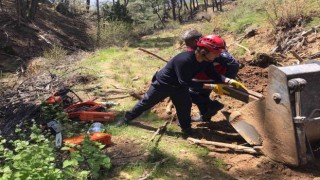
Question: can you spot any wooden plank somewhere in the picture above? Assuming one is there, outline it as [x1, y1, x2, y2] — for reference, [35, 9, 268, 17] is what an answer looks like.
[187, 137, 261, 154]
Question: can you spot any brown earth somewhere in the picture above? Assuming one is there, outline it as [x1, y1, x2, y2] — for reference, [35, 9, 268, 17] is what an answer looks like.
[119, 24, 320, 179]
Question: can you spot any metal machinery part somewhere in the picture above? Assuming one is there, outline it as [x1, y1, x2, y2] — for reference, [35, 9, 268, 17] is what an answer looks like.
[47, 120, 63, 148]
[229, 62, 320, 166]
[264, 63, 320, 166]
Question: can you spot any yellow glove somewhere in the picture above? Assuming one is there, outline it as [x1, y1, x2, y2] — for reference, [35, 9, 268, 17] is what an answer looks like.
[211, 84, 230, 95]
[227, 79, 247, 90]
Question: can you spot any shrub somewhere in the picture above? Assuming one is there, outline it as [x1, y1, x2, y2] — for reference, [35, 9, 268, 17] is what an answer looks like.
[264, 0, 318, 30]
[62, 136, 112, 179]
[43, 44, 68, 65]
[0, 123, 63, 179]
[98, 21, 136, 48]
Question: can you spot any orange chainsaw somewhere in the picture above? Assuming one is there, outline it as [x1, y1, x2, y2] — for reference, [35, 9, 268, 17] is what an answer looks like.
[63, 122, 112, 151]
[47, 88, 116, 122]
[64, 101, 116, 122]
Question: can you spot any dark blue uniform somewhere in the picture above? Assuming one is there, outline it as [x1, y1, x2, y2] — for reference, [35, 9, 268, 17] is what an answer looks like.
[124, 51, 222, 130]
[190, 51, 239, 121]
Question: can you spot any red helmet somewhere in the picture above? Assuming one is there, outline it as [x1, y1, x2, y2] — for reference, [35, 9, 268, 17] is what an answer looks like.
[197, 35, 225, 53]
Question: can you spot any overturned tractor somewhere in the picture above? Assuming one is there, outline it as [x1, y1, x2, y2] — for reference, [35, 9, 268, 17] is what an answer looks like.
[228, 61, 320, 166]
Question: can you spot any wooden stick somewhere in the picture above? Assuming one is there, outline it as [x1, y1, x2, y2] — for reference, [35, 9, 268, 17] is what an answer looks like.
[187, 137, 261, 154]
[129, 92, 143, 100]
[138, 48, 168, 63]
[137, 158, 169, 180]
[148, 120, 169, 145]
[234, 43, 251, 54]
[148, 113, 176, 146]
[165, 100, 174, 115]
[308, 52, 320, 60]
[290, 51, 304, 63]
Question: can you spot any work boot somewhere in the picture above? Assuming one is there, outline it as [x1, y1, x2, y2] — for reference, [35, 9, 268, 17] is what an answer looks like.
[181, 127, 195, 136]
[202, 101, 225, 122]
[115, 117, 130, 127]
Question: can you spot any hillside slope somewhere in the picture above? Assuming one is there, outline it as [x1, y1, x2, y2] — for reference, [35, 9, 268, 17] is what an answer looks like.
[0, 1, 94, 72]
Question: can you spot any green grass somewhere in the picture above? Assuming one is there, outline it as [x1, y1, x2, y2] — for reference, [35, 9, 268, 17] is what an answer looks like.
[105, 122, 232, 179]
[219, 1, 267, 34]
[305, 17, 320, 29]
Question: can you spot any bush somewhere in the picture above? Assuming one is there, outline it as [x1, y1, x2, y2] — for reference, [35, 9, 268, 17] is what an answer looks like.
[62, 136, 112, 179]
[98, 21, 136, 47]
[43, 44, 68, 65]
[0, 123, 63, 179]
[264, 0, 318, 30]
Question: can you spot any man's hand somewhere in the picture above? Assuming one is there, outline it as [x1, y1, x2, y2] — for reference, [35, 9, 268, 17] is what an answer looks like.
[211, 84, 230, 95]
[227, 79, 247, 90]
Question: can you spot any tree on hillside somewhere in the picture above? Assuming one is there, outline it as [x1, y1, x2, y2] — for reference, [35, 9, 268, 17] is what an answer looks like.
[15, 0, 39, 24]
[86, 0, 90, 12]
[171, 0, 176, 20]
[213, 0, 222, 12]
[97, 0, 100, 45]
[102, 1, 133, 23]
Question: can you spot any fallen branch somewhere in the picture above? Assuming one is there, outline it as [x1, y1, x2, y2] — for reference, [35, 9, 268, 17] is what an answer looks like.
[289, 51, 303, 63]
[187, 137, 261, 154]
[148, 113, 176, 146]
[138, 48, 168, 63]
[308, 52, 320, 60]
[137, 158, 169, 180]
[165, 100, 174, 115]
[105, 95, 131, 100]
[38, 34, 53, 46]
[234, 43, 251, 54]
[130, 92, 143, 100]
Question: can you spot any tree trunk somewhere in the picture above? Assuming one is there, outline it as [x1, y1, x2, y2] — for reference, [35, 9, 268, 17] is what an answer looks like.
[171, 0, 176, 21]
[192, 0, 195, 10]
[124, 0, 129, 7]
[15, 0, 21, 26]
[195, 0, 198, 9]
[86, 0, 90, 13]
[203, 0, 207, 12]
[0, 0, 3, 12]
[219, 0, 222, 11]
[28, 0, 38, 19]
[212, 0, 217, 12]
[189, 0, 192, 20]
[96, 0, 100, 46]
[178, 0, 182, 23]
[156, 10, 166, 27]
[182, 0, 188, 11]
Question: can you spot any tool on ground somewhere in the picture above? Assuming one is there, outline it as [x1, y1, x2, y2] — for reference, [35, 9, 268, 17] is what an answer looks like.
[63, 122, 111, 147]
[46, 120, 63, 148]
[64, 101, 116, 122]
[227, 62, 320, 166]
[47, 87, 83, 107]
[47, 88, 117, 122]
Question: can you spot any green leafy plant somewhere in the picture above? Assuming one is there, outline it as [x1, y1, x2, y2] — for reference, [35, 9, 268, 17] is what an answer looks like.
[40, 103, 69, 123]
[62, 136, 112, 179]
[0, 123, 63, 179]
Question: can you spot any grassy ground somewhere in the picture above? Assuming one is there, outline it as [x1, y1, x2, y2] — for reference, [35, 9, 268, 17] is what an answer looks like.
[76, 31, 236, 178]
